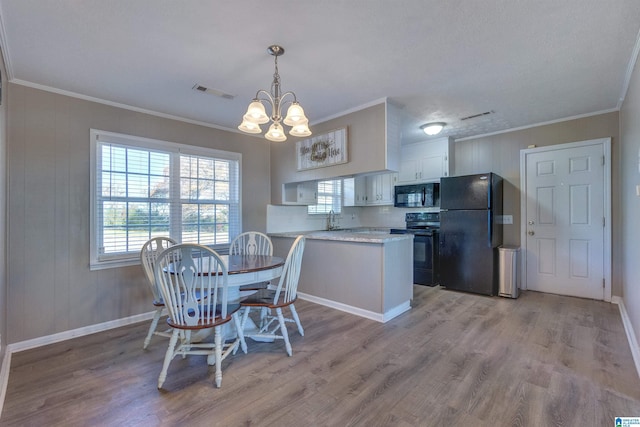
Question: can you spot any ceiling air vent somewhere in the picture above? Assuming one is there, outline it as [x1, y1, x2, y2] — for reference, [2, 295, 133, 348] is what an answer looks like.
[192, 84, 234, 100]
[460, 110, 494, 121]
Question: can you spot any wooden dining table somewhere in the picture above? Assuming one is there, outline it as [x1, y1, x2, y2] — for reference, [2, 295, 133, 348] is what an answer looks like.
[223, 254, 285, 300]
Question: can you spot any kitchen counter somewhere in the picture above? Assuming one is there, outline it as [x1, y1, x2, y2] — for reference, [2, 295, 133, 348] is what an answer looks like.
[271, 230, 413, 323]
[270, 228, 412, 244]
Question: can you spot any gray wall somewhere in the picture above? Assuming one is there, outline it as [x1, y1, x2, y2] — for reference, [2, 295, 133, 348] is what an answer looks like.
[270, 102, 390, 204]
[620, 53, 640, 346]
[454, 112, 621, 295]
[6, 84, 271, 343]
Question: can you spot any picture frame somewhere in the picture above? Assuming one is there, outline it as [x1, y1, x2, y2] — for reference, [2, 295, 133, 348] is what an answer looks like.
[296, 127, 348, 171]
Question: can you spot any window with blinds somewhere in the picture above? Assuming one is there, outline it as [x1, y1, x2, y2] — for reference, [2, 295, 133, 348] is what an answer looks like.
[90, 129, 241, 269]
[308, 179, 342, 215]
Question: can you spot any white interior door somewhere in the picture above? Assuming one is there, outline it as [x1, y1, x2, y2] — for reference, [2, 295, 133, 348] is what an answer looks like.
[521, 139, 611, 300]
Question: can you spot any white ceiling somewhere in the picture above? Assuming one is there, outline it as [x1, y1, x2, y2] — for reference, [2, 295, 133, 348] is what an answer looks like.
[1, 1, 639, 144]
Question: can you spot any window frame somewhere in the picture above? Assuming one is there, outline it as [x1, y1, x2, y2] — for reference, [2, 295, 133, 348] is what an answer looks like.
[307, 179, 343, 215]
[89, 129, 242, 270]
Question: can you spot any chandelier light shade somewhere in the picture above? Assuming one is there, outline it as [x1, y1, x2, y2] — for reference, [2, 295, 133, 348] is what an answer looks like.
[420, 122, 446, 136]
[238, 45, 311, 142]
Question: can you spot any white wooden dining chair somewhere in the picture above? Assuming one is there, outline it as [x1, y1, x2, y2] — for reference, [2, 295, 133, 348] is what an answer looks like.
[240, 235, 305, 356]
[229, 231, 273, 291]
[154, 244, 247, 389]
[229, 231, 273, 256]
[140, 236, 177, 349]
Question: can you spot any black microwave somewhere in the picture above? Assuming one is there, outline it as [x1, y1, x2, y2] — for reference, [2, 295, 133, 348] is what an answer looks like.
[394, 183, 440, 208]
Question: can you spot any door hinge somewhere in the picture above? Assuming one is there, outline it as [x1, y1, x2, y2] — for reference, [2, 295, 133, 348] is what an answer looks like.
[603, 278, 605, 288]
[603, 217, 605, 227]
[602, 156, 605, 166]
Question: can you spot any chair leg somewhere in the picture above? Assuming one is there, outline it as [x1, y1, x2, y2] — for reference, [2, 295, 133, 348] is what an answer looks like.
[214, 325, 223, 388]
[233, 312, 248, 354]
[158, 329, 179, 389]
[259, 307, 269, 328]
[289, 303, 304, 336]
[182, 331, 191, 358]
[144, 307, 164, 349]
[276, 307, 292, 357]
[241, 306, 252, 330]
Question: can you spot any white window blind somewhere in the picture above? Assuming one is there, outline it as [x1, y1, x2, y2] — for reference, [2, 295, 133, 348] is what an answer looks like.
[90, 130, 241, 269]
[308, 179, 342, 215]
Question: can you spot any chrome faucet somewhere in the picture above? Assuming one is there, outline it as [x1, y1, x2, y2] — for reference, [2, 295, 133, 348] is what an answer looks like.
[327, 209, 337, 230]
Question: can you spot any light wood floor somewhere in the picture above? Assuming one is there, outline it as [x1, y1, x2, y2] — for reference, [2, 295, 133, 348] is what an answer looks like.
[3, 286, 640, 426]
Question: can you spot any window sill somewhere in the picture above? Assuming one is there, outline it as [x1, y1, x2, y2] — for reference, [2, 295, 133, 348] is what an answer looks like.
[90, 258, 140, 271]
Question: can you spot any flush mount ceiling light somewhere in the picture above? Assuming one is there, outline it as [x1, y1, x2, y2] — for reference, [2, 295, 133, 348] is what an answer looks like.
[238, 45, 312, 142]
[420, 122, 446, 136]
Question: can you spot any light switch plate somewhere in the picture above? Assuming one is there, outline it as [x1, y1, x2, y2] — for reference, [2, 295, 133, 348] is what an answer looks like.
[495, 215, 513, 224]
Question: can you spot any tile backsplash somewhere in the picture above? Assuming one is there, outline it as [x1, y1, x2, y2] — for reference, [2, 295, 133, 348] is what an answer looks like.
[266, 204, 435, 233]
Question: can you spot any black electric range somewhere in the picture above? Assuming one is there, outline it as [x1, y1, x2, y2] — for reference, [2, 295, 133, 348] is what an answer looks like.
[390, 212, 440, 286]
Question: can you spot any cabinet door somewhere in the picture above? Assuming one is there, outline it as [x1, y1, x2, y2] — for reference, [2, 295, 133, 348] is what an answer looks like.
[297, 181, 317, 204]
[380, 173, 397, 205]
[420, 154, 444, 182]
[398, 158, 420, 183]
[366, 175, 379, 205]
[354, 176, 367, 205]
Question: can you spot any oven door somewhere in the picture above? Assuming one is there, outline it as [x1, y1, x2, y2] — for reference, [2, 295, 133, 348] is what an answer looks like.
[412, 231, 438, 286]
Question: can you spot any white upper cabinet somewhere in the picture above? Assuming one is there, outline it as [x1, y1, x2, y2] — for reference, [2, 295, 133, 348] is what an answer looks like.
[398, 137, 453, 184]
[344, 173, 397, 206]
[365, 172, 397, 206]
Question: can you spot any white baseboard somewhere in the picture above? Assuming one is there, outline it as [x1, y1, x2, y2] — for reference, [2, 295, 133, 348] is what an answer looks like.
[612, 296, 640, 379]
[7, 311, 155, 353]
[297, 292, 411, 323]
[0, 311, 155, 418]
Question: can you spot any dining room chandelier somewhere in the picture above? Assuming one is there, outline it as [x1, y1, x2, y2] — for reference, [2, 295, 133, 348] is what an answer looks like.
[238, 45, 312, 142]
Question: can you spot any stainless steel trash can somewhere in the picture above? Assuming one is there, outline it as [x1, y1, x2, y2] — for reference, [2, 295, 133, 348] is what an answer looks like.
[498, 246, 520, 298]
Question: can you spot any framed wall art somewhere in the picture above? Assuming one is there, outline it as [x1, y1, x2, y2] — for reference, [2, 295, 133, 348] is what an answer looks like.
[296, 127, 348, 171]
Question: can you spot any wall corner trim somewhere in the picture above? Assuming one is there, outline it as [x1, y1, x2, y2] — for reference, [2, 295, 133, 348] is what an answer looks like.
[612, 296, 640, 379]
[0, 350, 12, 418]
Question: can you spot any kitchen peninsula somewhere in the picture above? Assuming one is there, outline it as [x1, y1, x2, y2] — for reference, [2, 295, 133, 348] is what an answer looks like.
[270, 230, 413, 322]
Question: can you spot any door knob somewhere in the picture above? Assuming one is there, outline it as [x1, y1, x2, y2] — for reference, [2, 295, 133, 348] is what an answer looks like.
[528, 220, 535, 225]
[528, 230, 535, 236]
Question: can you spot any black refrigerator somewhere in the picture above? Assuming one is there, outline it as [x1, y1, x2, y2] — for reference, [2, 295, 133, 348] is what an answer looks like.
[439, 173, 503, 296]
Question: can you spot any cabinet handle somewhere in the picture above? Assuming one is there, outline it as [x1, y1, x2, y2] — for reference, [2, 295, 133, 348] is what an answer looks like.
[415, 172, 418, 179]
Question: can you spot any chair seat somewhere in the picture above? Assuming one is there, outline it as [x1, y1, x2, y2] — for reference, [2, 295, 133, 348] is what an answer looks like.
[154, 289, 210, 308]
[166, 303, 241, 330]
[238, 281, 270, 291]
[240, 289, 296, 309]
